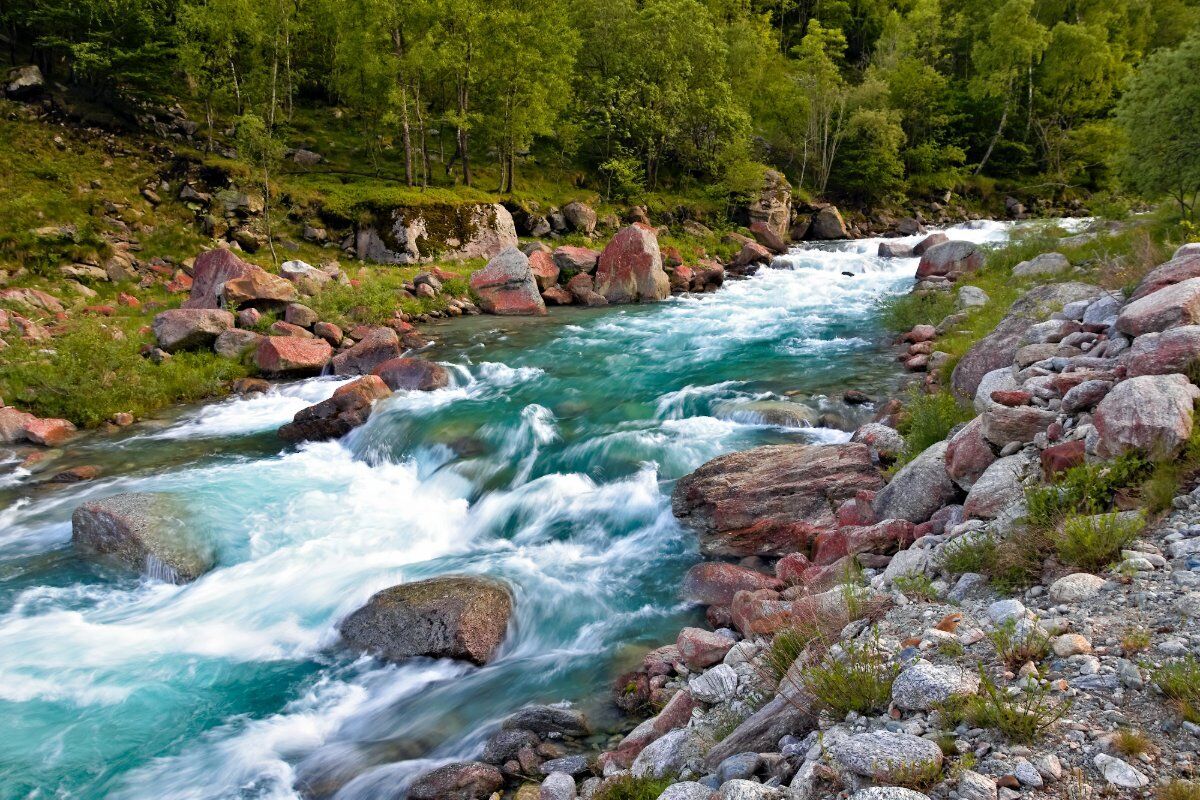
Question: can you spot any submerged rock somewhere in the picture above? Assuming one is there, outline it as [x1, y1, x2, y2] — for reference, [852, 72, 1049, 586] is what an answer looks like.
[278, 375, 391, 443]
[72, 492, 215, 583]
[373, 357, 450, 391]
[339, 575, 513, 665]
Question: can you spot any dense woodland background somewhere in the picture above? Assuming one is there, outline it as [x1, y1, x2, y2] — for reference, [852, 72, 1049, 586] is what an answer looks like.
[2, 0, 1200, 215]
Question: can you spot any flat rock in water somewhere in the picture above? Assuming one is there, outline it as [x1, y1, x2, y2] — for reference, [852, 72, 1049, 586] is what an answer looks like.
[72, 492, 215, 583]
[339, 575, 513, 665]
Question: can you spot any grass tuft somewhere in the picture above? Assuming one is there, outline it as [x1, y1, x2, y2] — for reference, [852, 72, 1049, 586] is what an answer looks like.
[804, 631, 900, 716]
[1052, 511, 1145, 572]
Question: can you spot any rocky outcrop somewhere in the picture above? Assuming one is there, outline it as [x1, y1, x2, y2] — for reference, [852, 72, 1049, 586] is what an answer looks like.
[747, 169, 792, 241]
[339, 575, 513, 665]
[1128, 253, 1200, 301]
[152, 308, 234, 352]
[872, 441, 957, 524]
[1116, 277, 1200, 336]
[72, 492, 214, 583]
[278, 375, 391, 442]
[183, 249, 297, 310]
[373, 357, 450, 391]
[469, 247, 547, 316]
[1093, 374, 1200, 459]
[681, 562, 782, 606]
[355, 203, 518, 264]
[407, 762, 504, 800]
[594, 225, 670, 304]
[672, 443, 883, 557]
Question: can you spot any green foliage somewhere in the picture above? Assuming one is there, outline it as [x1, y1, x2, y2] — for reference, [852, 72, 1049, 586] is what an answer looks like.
[987, 619, 1051, 670]
[893, 574, 940, 602]
[1116, 33, 1200, 220]
[939, 533, 998, 576]
[1152, 656, 1200, 724]
[895, 391, 973, 464]
[804, 632, 900, 716]
[959, 670, 1071, 743]
[592, 775, 674, 800]
[830, 108, 906, 202]
[0, 318, 247, 427]
[1052, 511, 1145, 571]
[1024, 455, 1148, 528]
[876, 291, 957, 333]
[1160, 781, 1200, 800]
[764, 626, 811, 682]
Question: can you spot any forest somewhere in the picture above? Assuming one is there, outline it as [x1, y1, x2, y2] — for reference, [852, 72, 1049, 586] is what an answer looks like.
[3, 0, 1200, 214]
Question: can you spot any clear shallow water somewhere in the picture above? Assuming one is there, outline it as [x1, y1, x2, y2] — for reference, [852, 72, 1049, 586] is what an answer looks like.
[0, 221, 1057, 799]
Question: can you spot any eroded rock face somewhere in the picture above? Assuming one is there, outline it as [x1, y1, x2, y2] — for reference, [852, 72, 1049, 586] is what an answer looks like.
[72, 492, 214, 583]
[681, 562, 781, 606]
[594, 225, 670, 304]
[152, 308, 234, 352]
[872, 441, 957, 524]
[747, 169, 792, 240]
[1093, 374, 1200, 459]
[339, 575, 513, 665]
[356, 203, 518, 264]
[469, 246, 547, 316]
[184, 249, 297, 310]
[672, 443, 883, 557]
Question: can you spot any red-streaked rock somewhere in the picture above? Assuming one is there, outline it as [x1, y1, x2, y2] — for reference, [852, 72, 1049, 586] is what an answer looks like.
[542, 285, 573, 305]
[527, 249, 560, 291]
[672, 443, 883, 557]
[1041, 439, 1085, 479]
[0, 406, 35, 443]
[749, 221, 786, 254]
[945, 416, 997, 491]
[595, 224, 670, 303]
[913, 233, 948, 256]
[981, 404, 1057, 447]
[676, 627, 734, 670]
[681, 562, 781, 606]
[565, 273, 608, 306]
[1129, 254, 1200, 301]
[469, 246, 547, 316]
[812, 519, 915, 566]
[903, 325, 936, 343]
[254, 336, 332, 375]
[552, 245, 600, 274]
[731, 241, 773, 269]
[1128, 326, 1200, 377]
[184, 248, 296, 310]
[278, 375, 391, 442]
[835, 490, 878, 527]
[330, 326, 401, 375]
[23, 417, 76, 446]
[313, 321, 343, 345]
[990, 390, 1031, 406]
[1094, 373, 1200, 459]
[268, 320, 313, 338]
[1117, 277, 1200, 337]
[916, 241, 983, 280]
[372, 357, 450, 391]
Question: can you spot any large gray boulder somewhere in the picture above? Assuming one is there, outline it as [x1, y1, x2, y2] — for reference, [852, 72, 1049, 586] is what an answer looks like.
[1117, 277, 1200, 336]
[807, 205, 848, 240]
[951, 282, 1103, 399]
[407, 761, 504, 800]
[501, 705, 590, 738]
[891, 660, 980, 710]
[1093, 374, 1200, 459]
[469, 246, 547, 316]
[339, 575, 513, 665]
[632, 727, 714, 779]
[963, 452, 1035, 519]
[872, 441, 957, 524]
[832, 731, 944, 782]
[72, 492, 215, 583]
[916, 240, 982, 280]
[153, 308, 234, 352]
[1012, 252, 1069, 278]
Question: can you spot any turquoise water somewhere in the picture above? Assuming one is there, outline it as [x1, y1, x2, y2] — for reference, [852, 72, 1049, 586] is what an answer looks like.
[0, 222, 1027, 799]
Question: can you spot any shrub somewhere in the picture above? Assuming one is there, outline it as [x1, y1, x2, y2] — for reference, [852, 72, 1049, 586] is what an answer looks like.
[896, 390, 973, 464]
[893, 574, 940, 602]
[804, 631, 900, 716]
[764, 626, 812, 682]
[593, 776, 674, 800]
[1053, 511, 1145, 571]
[988, 619, 1051, 670]
[1121, 625, 1152, 654]
[962, 670, 1071, 743]
[0, 318, 247, 427]
[876, 291, 958, 333]
[1160, 781, 1200, 800]
[1024, 455, 1148, 528]
[940, 533, 997, 575]
[1152, 656, 1200, 723]
[1113, 728, 1152, 758]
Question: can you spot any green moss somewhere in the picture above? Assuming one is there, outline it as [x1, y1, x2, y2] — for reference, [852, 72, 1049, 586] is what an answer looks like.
[592, 775, 674, 800]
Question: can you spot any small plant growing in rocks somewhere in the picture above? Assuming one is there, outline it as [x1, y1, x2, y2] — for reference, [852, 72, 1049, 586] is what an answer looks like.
[804, 629, 900, 716]
[1052, 511, 1146, 571]
[1121, 625, 1153, 654]
[894, 574, 941, 602]
[592, 775, 674, 800]
[1159, 780, 1200, 800]
[939, 532, 998, 575]
[961, 669, 1072, 743]
[1151, 656, 1200, 723]
[988, 619, 1052, 670]
[1113, 728, 1153, 758]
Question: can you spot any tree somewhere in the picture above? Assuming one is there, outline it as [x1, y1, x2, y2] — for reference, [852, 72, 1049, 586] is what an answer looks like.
[830, 108, 906, 202]
[235, 113, 285, 263]
[1115, 33, 1200, 220]
[792, 21, 849, 193]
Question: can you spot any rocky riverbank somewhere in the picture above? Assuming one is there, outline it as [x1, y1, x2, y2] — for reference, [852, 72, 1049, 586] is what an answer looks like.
[382, 236, 1200, 800]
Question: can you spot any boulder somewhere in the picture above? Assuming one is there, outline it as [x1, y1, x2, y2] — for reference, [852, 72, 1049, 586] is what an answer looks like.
[749, 221, 786, 254]
[540, 772, 576, 800]
[1060, 380, 1112, 413]
[470, 246, 547, 316]
[892, 660, 979, 710]
[747, 169, 792, 240]
[807, 205, 848, 240]
[330, 327, 402, 375]
[24, 417, 76, 446]
[595, 225, 670, 304]
[681, 562, 781, 606]
[5, 64, 44, 98]
[850, 423, 906, 463]
[553, 246, 600, 275]
[280, 259, 333, 291]
[562, 201, 598, 235]
[631, 727, 713, 779]
[1093, 374, 1200, 459]
[878, 242, 914, 258]
[213, 329, 262, 359]
[1128, 327, 1200, 377]
[184, 249, 296, 310]
[0, 406, 35, 444]
[963, 452, 1035, 519]
[501, 705, 590, 738]
[1129, 253, 1200, 301]
[951, 282, 1102, 399]
[278, 375, 391, 443]
[912, 233, 948, 256]
[1041, 439, 1085, 478]
[373, 357, 450, 391]
[945, 416, 997, 490]
[832, 732, 943, 783]
[566, 273, 608, 306]
[152, 308, 234, 352]
[72, 492, 214, 583]
[1117, 277, 1200, 336]
[1012, 252, 1070, 278]
[284, 302, 319, 329]
[355, 203, 518, 264]
[528, 250, 561, 291]
[731, 242, 773, 269]
[958, 285, 990, 308]
[407, 762, 504, 800]
[672, 443, 883, 557]
[872, 441, 957, 524]
[916, 241, 983, 280]
[543, 286, 574, 305]
[981, 405, 1057, 447]
[254, 336, 332, 375]
[339, 575, 512, 665]
[676, 627, 734, 669]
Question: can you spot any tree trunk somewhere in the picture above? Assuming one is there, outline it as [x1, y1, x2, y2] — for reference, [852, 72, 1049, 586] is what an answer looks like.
[263, 166, 278, 266]
[458, 80, 472, 187]
[976, 98, 1010, 176]
[400, 85, 413, 187]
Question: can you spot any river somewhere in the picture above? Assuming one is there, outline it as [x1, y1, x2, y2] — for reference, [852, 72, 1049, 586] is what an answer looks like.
[0, 220, 1056, 799]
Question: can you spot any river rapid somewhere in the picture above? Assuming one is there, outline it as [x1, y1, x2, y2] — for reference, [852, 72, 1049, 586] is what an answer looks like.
[0, 221, 1057, 799]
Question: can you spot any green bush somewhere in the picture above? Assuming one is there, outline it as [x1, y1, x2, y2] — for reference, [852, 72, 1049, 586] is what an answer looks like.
[1024, 455, 1148, 528]
[1152, 656, 1200, 723]
[876, 291, 957, 332]
[0, 318, 248, 427]
[1053, 511, 1145, 571]
[959, 670, 1071, 743]
[939, 533, 998, 575]
[804, 632, 900, 716]
[896, 391, 973, 465]
[592, 775, 674, 800]
[988, 619, 1051, 670]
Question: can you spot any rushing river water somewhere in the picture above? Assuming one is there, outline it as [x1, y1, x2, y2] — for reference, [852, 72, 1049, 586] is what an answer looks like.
[0, 221, 1062, 799]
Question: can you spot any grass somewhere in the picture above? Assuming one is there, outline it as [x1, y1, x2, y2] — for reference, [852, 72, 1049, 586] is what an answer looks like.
[1152, 656, 1200, 724]
[946, 669, 1071, 743]
[592, 775, 674, 800]
[1121, 625, 1152, 655]
[940, 533, 998, 575]
[0, 317, 248, 426]
[894, 389, 974, 466]
[939, 528, 1046, 594]
[1112, 728, 1153, 759]
[305, 263, 476, 325]
[803, 631, 900, 716]
[877, 290, 957, 332]
[893, 574, 941, 601]
[1024, 455, 1149, 529]
[1160, 781, 1200, 800]
[1052, 511, 1145, 571]
[763, 626, 812, 682]
[988, 619, 1052, 670]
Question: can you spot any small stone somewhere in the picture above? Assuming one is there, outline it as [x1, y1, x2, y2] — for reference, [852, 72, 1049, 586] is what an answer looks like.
[1048, 573, 1105, 603]
[1093, 753, 1148, 788]
[1052, 634, 1092, 657]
